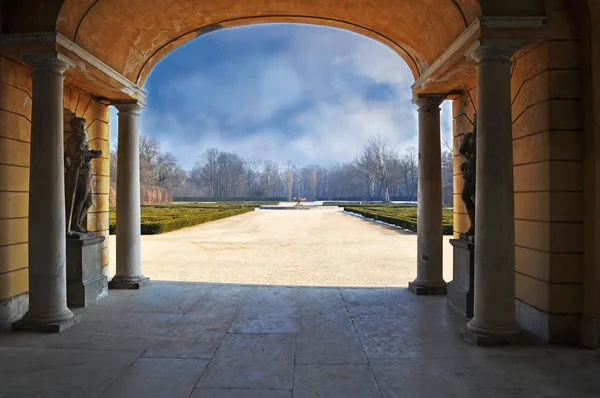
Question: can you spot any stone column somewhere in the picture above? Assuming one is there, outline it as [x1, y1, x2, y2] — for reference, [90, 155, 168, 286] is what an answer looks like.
[409, 95, 447, 295]
[466, 41, 523, 344]
[13, 53, 77, 332]
[109, 102, 149, 289]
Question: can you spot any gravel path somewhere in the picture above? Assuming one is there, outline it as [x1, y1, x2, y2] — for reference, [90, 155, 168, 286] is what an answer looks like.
[108, 208, 454, 287]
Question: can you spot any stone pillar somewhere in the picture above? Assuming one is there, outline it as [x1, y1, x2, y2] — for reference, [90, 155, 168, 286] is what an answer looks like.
[409, 94, 447, 295]
[466, 42, 523, 344]
[13, 53, 77, 332]
[109, 103, 149, 289]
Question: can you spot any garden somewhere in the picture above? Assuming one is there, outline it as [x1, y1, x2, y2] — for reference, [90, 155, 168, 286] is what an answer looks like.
[324, 202, 454, 235]
[109, 202, 454, 236]
[109, 202, 263, 235]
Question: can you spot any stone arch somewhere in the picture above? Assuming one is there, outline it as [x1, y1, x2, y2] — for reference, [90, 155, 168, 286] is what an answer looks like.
[3, 0, 489, 84]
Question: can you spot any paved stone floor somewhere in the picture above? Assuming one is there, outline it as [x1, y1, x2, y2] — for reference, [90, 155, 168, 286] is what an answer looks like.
[1, 209, 599, 397]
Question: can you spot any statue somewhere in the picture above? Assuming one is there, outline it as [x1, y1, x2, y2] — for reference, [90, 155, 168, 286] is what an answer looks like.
[458, 117, 476, 239]
[64, 117, 102, 238]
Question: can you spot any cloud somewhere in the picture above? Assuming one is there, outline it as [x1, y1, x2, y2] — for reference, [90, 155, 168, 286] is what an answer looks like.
[108, 24, 452, 170]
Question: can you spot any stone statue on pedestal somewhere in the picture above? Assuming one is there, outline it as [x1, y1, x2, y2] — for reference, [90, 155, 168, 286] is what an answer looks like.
[64, 117, 102, 238]
[458, 117, 476, 239]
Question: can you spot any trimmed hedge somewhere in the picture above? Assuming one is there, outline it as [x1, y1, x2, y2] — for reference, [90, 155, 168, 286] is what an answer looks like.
[343, 205, 454, 235]
[173, 197, 285, 202]
[323, 202, 417, 207]
[109, 203, 260, 235]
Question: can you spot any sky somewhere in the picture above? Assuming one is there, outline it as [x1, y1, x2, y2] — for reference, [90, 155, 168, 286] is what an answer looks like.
[110, 23, 452, 170]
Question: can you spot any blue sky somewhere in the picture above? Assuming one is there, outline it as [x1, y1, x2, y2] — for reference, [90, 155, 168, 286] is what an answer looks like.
[110, 23, 452, 170]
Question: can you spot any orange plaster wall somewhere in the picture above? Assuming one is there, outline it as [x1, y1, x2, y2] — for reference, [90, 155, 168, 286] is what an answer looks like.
[0, 56, 111, 303]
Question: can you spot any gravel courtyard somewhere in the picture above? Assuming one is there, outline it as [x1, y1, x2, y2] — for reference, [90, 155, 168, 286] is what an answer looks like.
[107, 208, 454, 286]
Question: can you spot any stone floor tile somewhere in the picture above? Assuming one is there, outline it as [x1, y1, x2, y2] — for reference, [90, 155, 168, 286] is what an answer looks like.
[70, 310, 183, 337]
[101, 357, 209, 398]
[190, 388, 292, 398]
[371, 357, 597, 398]
[90, 282, 213, 314]
[351, 314, 476, 359]
[188, 284, 253, 312]
[143, 332, 225, 359]
[0, 330, 61, 348]
[197, 333, 294, 390]
[167, 310, 239, 336]
[293, 364, 382, 398]
[228, 287, 297, 334]
[53, 330, 162, 353]
[0, 346, 139, 398]
[294, 334, 367, 364]
[340, 288, 447, 319]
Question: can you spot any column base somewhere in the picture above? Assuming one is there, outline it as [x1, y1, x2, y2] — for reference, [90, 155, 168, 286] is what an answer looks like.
[464, 326, 530, 346]
[465, 319, 527, 346]
[108, 275, 150, 289]
[12, 313, 81, 333]
[408, 280, 447, 296]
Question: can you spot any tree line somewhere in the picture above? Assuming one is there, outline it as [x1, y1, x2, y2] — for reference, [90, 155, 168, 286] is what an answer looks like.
[110, 134, 454, 203]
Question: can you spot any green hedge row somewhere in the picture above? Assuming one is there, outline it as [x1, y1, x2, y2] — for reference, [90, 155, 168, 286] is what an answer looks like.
[322, 202, 417, 208]
[343, 206, 453, 235]
[109, 203, 258, 235]
[174, 197, 286, 202]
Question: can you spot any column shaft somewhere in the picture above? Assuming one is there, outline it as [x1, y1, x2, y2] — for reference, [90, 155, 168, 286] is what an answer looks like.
[109, 103, 149, 289]
[467, 44, 521, 337]
[14, 54, 75, 331]
[409, 95, 447, 295]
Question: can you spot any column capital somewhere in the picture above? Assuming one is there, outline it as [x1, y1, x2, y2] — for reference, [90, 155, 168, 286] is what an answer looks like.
[412, 94, 446, 110]
[113, 101, 143, 115]
[21, 52, 76, 74]
[465, 39, 525, 64]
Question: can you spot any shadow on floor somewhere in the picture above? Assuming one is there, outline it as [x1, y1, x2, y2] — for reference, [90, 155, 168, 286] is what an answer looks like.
[0, 281, 598, 398]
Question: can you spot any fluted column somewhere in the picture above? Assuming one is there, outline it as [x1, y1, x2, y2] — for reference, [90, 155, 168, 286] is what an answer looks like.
[13, 53, 77, 332]
[109, 102, 149, 289]
[466, 41, 522, 343]
[409, 94, 447, 295]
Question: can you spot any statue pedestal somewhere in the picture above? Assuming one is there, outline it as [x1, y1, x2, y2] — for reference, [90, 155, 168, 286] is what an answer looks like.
[66, 235, 108, 307]
[447, 237, 474, 318]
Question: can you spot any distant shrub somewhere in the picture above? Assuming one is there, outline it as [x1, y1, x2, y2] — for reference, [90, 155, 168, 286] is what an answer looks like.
[109, 202, 260, 235]
[343, 206, 453, 235]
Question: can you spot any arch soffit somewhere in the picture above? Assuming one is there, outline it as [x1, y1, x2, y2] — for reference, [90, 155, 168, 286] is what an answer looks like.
[50, 0, 483, 86]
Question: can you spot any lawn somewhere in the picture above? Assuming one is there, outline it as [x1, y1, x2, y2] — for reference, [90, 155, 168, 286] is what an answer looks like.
[325, 203, 454, 235]
[109, 202, 262, 235]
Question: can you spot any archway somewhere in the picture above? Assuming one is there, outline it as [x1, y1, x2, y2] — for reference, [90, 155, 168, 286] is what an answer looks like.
[0, 0, 566, 347]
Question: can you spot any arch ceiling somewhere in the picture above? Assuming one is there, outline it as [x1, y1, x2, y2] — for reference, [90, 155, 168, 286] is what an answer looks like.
[5, 0, 545, 87]
[4, 0, 488, 86]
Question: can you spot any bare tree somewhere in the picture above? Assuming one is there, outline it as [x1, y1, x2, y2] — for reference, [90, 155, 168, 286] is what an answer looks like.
[441, 147, 454, 205]
[190, 149, 246, 198]
[244, 159, 263, 197]
[355, 141, 378, 199]
[155, 152, 186, 195]
[139, 135, 161, 186]
[356, 136, 403, 202]
[285, 161, 294, 201]
[109, 149, 118, 186]
[310, 168, 318, 201]
[399, 147, 418, 200]
[262, 160, 278, 198]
